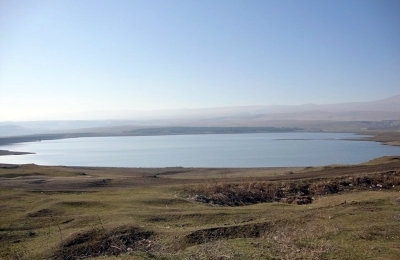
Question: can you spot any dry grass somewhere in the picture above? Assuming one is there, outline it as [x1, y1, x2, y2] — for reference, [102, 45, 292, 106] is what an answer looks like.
[1, 157, 400, 259]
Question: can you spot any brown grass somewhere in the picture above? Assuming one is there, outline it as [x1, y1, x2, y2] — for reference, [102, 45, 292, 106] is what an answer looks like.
[1, 156, 400, 259]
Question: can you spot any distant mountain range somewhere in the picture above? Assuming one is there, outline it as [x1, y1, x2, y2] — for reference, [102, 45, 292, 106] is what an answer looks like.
[84, 95, 400, 121]
[1, 95, 399, 136]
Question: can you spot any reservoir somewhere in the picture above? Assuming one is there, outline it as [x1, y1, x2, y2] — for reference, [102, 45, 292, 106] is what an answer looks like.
[1, 132, 400, 167]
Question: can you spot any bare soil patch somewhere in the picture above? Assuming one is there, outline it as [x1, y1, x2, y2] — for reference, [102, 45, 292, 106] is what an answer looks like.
[185, 169, 400, 206]
[185, 222, 272, 244]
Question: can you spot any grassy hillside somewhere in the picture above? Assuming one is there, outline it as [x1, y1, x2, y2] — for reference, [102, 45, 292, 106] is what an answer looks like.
[1, 157, 400, 259]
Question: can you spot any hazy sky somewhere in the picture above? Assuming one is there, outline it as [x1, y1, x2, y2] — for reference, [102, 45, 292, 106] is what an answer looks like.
[1, 0, 399, 120]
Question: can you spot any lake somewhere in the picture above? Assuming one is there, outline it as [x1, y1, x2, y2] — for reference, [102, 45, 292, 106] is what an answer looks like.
[1, 132, 400, 167]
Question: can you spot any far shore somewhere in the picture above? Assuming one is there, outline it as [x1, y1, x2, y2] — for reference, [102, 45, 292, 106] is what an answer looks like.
[0, 150, 34, 156]
[357, 130, 400, 146]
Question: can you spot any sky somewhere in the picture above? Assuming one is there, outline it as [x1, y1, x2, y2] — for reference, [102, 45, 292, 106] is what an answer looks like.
[1, 0, 399, 121]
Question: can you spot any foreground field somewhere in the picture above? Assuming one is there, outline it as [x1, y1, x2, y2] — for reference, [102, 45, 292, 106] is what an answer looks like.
[1, 157, 400, 259]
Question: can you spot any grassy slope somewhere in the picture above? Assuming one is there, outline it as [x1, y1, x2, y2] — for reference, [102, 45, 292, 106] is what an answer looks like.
[0, 158, 400, 259]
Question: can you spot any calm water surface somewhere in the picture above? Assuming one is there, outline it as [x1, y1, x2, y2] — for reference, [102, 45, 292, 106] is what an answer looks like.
[1, 133, 400, 167]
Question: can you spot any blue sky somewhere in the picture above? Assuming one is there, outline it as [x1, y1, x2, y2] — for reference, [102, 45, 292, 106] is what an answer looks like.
[1, 0, 399, 120]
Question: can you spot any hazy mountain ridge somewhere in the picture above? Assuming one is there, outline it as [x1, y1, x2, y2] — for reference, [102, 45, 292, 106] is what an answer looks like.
[1, 95, 399, 136]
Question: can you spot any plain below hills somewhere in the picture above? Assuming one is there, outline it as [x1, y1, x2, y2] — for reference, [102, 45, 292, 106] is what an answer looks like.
[1, 95, 400, 136]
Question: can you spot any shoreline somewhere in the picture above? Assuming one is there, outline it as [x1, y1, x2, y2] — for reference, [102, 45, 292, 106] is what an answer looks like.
[356, 131, 400, 147]
[0, 150, 34, 156]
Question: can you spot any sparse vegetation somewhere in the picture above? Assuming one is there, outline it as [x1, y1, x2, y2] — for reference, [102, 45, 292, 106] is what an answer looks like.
[1, 157, 400, 259]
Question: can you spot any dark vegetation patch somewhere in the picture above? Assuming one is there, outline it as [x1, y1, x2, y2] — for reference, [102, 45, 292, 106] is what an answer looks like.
[29, 190, 97, 195]
[185, 170, 400, 206]
[73, 172, 87, 176]
[147, 216, 168, 222]
[54, 226, 154, 260]
[0, 170, 85, 179]
[58, 201, 105, 208]
[146, 212, 231, 224]
[27, 208, 61, 218]
[154, 170, 186, 176]
[0, 172, 43, 178]
[185, 222, 272, 244]
[86, 179, 112, 187]
[29, 179, 47, 184]
[0, 230, 36, 250]
[0, 164, 19, 169]
[141, 198, 191, 206]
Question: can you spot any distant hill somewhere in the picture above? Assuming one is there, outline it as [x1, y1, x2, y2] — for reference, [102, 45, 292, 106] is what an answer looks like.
[0, 124, 34, 137]
[190, 95, 400, 121]
[110, 95, 400, 121]
[1, 95, 399, 136]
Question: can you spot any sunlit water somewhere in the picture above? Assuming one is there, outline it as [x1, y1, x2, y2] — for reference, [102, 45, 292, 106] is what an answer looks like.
[1, 132, 400, 167]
